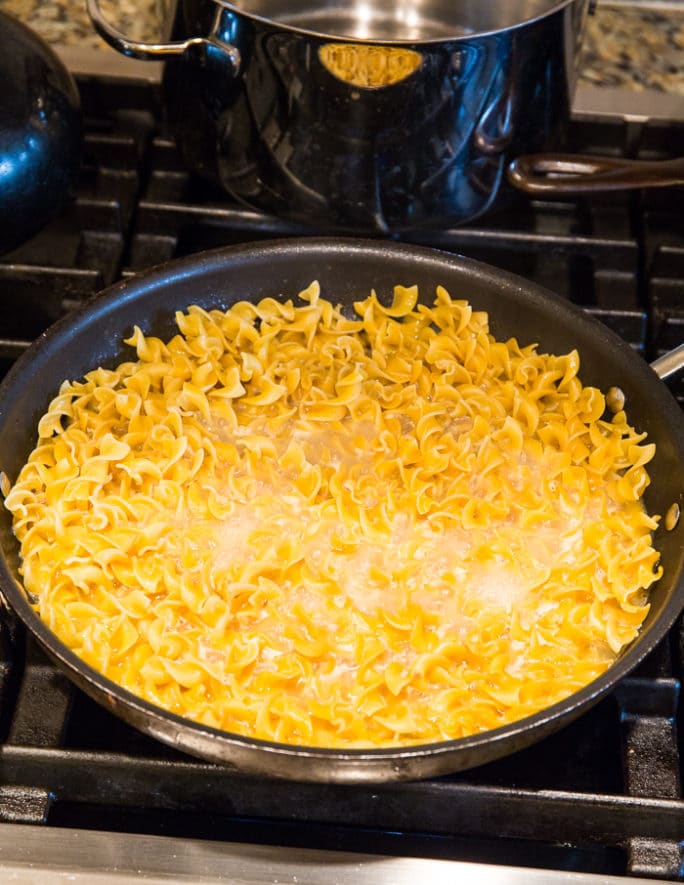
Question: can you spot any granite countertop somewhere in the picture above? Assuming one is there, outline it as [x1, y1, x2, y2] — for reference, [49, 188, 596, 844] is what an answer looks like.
[579, 3, 684, 94]
[1, 0, 683, 96]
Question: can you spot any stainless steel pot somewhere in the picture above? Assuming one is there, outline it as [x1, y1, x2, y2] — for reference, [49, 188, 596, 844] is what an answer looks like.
[86, 0, 593, 231]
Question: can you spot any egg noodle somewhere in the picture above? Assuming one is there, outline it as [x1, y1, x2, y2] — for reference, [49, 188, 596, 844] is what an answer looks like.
[4, 283, 662, 747]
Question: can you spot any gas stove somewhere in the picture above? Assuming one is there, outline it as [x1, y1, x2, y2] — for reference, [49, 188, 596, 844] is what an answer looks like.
[0, 73, 682, 882]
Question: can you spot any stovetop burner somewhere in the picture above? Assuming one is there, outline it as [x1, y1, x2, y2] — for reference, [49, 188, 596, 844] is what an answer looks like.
[0, 74, 682, 881]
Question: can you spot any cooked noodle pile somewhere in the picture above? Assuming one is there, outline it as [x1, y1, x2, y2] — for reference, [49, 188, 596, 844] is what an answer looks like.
[4, 283, 662, 747]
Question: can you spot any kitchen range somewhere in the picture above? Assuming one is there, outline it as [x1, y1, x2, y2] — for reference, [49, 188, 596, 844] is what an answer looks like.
[0, 0, 683, 882]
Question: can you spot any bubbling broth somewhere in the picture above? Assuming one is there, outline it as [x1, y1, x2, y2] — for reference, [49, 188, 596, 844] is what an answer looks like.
[4, 282, 662, 748]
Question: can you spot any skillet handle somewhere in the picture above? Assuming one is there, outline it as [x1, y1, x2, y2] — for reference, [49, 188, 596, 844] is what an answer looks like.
[508, 153, 684, 195]
[651, 343, 684, 382]
[85, 0, 240, 70]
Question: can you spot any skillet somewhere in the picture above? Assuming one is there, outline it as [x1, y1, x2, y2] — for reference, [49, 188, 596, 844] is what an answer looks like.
[0, 237, 682, 783]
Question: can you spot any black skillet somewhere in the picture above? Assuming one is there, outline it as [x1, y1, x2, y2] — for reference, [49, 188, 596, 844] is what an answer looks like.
[0, 238, 682, 783]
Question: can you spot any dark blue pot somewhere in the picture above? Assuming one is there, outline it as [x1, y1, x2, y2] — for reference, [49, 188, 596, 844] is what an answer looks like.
[0, 11, 82, 255]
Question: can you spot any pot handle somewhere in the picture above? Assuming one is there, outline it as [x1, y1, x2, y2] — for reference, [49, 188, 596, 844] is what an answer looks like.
[85, 0, 240, 69]
[508, 153, 684, 195]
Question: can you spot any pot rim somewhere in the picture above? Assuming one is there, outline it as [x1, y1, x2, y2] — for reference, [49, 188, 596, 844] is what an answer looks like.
[211, 0, 582, 45]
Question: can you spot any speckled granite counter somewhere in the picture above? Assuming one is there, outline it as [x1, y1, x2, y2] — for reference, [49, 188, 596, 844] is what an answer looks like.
[580, 4, 684, 94]
[1, 0, 683, 96]
[0, 0, 160, 46]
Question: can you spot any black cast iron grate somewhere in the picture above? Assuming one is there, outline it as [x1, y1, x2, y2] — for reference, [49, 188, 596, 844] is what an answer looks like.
[0, 75, 682, 880]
